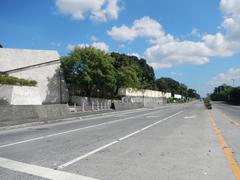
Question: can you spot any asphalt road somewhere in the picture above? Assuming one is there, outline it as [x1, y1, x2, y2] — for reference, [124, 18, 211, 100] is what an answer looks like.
[211, 102, 240, 168]
[0, 101, 239, 180]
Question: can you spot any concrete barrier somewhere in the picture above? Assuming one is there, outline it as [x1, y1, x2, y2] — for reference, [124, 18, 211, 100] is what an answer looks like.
[121, 96, 167, 108]
[70, 96, 111, 112]
[0, 104, 70, 126]
[69, 96, 166, 111]
[112, 100, 144, 110]
[0, 85, 42, 105]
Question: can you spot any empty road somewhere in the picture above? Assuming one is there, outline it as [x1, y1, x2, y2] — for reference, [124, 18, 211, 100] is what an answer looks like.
[0, 101, 239, 180]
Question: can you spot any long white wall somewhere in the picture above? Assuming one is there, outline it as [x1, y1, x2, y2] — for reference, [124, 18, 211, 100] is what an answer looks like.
[0, 48, 69, 104]
[8, 62, 69, 104]
[0, 48, 60, 71]
[118, 88, 172, 98]
[0, 85, 42, 105]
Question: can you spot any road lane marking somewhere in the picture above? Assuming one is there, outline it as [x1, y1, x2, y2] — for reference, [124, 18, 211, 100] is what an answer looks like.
[0, 107, 177, 149]
[57, 111, 183, 169]
[0, 108, 150, 132]
[0, 107, 163, 133]
[146, 115, 159, 118]
[208, 112, 240, 180]
[184, 115, 196, 119]
[0, 157, 98, 180]
[216, 109, 240, 128]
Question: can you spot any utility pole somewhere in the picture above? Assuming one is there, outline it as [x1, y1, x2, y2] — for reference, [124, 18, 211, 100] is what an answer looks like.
[232, 79, 235, 87]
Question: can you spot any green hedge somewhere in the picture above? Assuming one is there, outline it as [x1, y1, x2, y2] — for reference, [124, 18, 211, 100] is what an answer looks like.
[0, 76, 37, 86]
[204, 98, 212, 109]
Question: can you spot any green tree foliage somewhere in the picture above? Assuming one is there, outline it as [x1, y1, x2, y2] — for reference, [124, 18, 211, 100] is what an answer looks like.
[137, 58, 156, 89]
[187, 89, 200, 99]
[110, 53, 141, 95]
[211, 85, 240, 104]
[61, 47, 116, 98]
[110, 53, 156, 94]
[61, 47, 199, 99]
[229, 87, 240, 104]
[179, 83, 188, 97]
[156, 77, 199, 98]
[155, 77, 180, 95]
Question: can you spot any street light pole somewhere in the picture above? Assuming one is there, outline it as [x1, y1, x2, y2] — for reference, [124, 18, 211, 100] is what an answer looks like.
[232, 79, 235, 87]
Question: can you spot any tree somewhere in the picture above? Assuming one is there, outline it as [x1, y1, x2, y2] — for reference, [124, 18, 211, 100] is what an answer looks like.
[156, 77, 180, 95]
[179, 83, 188, 97]
[111, 53, 156, 92]
[61, 47, 116, 98]
[156, 77, 199, 99]
[137, 58, 156, 89]
[0, 44, 3, 48]
[187, 89, 200, 99]
[229, 87, 240, 104]
[211, 85, 232, 101]
[211, 85, 240, 104]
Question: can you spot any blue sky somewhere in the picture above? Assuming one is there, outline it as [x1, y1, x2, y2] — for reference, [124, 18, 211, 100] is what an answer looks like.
[1, 0, 240, 96]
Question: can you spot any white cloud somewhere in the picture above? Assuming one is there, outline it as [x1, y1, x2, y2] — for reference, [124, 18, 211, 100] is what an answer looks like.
[108, 16, 167, 41]
[191, 28, 200, 37]
[145, 41, 211, 69]
[92, 42, 110, 52]
[90, 35, 98, 42]
[108, 25, 137, 41]
[220, 0, 240, 41]
[108, 16, 211, 68]
[210, 68, 240, 87]
[127, 53, 144, 59]
[67, 41, 109, 52]
[56, 0, 120, 22]
[108, 0, 240, 69]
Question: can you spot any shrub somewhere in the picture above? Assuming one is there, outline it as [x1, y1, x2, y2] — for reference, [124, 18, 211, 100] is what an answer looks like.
[204, 98, 212, 109]
[0, 76, 37, 86]
[167, 97, 174, 103]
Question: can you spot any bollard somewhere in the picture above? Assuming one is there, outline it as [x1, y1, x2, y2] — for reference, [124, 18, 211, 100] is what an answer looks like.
[97, 101, 99, 111]
[74, 103, 77, 112]
[81, 101, 85, 112]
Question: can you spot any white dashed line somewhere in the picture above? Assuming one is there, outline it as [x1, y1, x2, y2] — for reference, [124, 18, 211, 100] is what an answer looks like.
[58, 111, 183, 169]
[0, 107, 173, 149]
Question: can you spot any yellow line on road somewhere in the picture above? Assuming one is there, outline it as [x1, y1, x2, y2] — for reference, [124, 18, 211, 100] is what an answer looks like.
[208, 112, 240, 180]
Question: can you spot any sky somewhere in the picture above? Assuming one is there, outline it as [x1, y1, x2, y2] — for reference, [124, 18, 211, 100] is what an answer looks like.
[0, 0, 240, 96]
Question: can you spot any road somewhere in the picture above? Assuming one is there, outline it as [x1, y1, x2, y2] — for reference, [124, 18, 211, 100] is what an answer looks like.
[0, 101, 239, 180]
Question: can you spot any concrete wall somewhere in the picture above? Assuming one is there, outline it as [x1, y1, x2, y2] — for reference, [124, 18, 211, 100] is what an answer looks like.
[0, 48, 60, 72]
[0, 85, 42, 105]
[0, 48, 69, 104]
[174, 94, 182, 99]
[121, 96, 167, 108]
[118, 88, 171, 98]
[70, 96, 111, 111]
[0, 104, 70, 127]
[8, 62, 69, 104]
[0, 85, 13, 104]
[112, 101, 144, 111]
